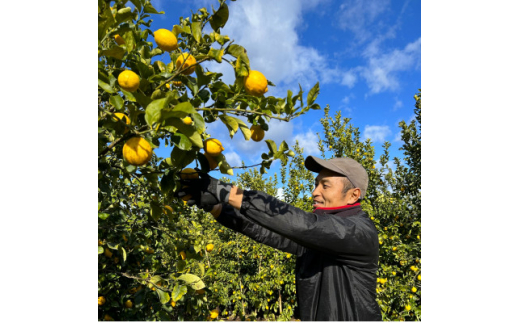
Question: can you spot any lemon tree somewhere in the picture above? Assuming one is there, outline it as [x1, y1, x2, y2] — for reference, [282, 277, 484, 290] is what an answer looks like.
[98, 0, 320, 321]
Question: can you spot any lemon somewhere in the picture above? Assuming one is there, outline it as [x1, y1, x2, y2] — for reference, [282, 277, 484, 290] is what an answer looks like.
[112, 113, 130, 133]
[117, 70, 140, 92]
[124, 299, 133, 308]
[123, 137, 153, 166]
[244, 70, 268, 96]
[98, 296, 106, 306]
[204, 152, 218, 170]
[206, 243, 214, 252]
[172, 80, 183, 87]
[418, 275, 421, 280]
[153, 29, 178, 52]
[166, 83, 170, 89]
[180, 168, 199, 180]
[405, 304, 411, 311]
[182, 116, 192, 125]
[145, 247, 154, 254]
[411, 287, 417, 293]
[204, 138, 224, 156]
[209, 310, 219, 319]
[171, 300, 176, 307]
[104, 248, 113, 258]
[104, 314, 114, 321]
[250, 125, 265, 142]
[176, 53, 197, 75]
[114, 34, 125, 45]
[180, 251, 187, 260]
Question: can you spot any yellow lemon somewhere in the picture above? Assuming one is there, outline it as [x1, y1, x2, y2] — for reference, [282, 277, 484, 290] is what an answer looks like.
[123, 137, 153, 166]
[112, 113, 130, 133]
[104, 248, 113, 258]
[392, 271, 396, 275]
[244, 70, 268, 96]
[418, 275, 421, 280]
[171, 300, 176, 307]
[210, 310, 219, 319]
[98, 296, 106, 306]
[166, 83, 170, 89]
[124, 299, 133, 308]
[145, 247, 154, 254]
[172, 80, 183, 87]
[180, 168, 199, 180]
[204, 138, 224, 156]
[182, 116, 192, 125]
[392, 247, 397, 251]
[204, 152, 219, 170]
[153, 29, 178, 52]
[250, 125, 265, 142]
[117, 70, 140, 92]
[411, 287, 417, 293]
[180, 251, 187, 260]
[405, 304, 411, 311]
[206, 244, 214, 252]
[176, 53, 197, 75]
[114, 34, 125, 45]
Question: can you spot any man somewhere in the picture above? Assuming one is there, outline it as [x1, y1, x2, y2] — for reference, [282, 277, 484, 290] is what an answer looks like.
[177, 156, 382, 321]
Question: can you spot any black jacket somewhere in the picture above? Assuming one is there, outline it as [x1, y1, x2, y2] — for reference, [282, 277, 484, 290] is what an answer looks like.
[217, 190, 382, 321]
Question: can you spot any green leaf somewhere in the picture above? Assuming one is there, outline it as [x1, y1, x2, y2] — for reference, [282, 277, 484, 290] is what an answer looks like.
[236, 119, 251, 141]
[172, 284, 188, 302]
[198, 262, 205, 276]
[265, 140, 277, 155]
[143, 3, 163, 14]
[107, 242, 119, 250]
[160, 171, 176, 194]
[175, 119, 203, 148]
[98, 79, 115, 93]
[98, 212, 110, 220]
[208, 48, 224, 63]
[177, 274, 205, 290]
[278, 141, 289, 152]
[129, 0, 142, 13]
[220, 115, 239, 137]
[109, 95, 124, 110]
[156, 289, 170, 304]
[216, 154, 234, 176]
[170, 146, 197, 169]
[133, 91, 152, 108]
[172, 133, 193, 150]
[120, 89, 136, 102]
[307, 82, 320, 106]
[98, 246, 104, 254]
[145, 98, 169, 127]
[119, 247, 127, 262]
[209, 3, 229, 31]
[101, 46, 126, 60]
[192, 21, 202, 43]
[150, 202, 162, 221]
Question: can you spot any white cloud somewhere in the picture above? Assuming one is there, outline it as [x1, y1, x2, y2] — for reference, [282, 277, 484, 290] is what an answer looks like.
[393, 98, 403, 111]
[361, 38, 421, 93]
[276, 187, 285, 199]
[224, 151, 242, 167]
[393, 132, 403, 144]
[362, 125, 391, 143]
[341, 70, 357, 88]
[220, 0, 338, 94]
[293, 131, 320, 156]
[337, 0, 391, 42]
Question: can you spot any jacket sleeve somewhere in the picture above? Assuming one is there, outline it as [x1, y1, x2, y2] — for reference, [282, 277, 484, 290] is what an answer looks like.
[217, 203, 304, 256]
[239, 190, 379, 260]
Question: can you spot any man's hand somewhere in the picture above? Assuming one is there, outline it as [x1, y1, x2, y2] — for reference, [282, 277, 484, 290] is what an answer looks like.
[175, 171, 233, 211]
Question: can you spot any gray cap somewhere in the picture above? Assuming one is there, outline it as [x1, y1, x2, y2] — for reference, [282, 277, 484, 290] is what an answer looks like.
[304, 156, 369, 199]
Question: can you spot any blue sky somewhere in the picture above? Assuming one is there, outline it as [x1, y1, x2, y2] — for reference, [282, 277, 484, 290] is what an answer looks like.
[146, 0, 421, 179]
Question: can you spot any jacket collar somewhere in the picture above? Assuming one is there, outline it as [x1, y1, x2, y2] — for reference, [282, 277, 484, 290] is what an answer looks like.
[313, 203, 362, 216]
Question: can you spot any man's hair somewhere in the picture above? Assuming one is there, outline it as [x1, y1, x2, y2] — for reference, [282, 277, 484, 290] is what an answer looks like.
[341, 177, 354, 195]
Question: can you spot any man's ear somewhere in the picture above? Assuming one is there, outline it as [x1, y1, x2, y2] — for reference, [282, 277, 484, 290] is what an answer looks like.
[348, 188, 361, 203]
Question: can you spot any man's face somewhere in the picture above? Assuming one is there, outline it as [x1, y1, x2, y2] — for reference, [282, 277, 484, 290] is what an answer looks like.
[312, 169, 351, 209]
